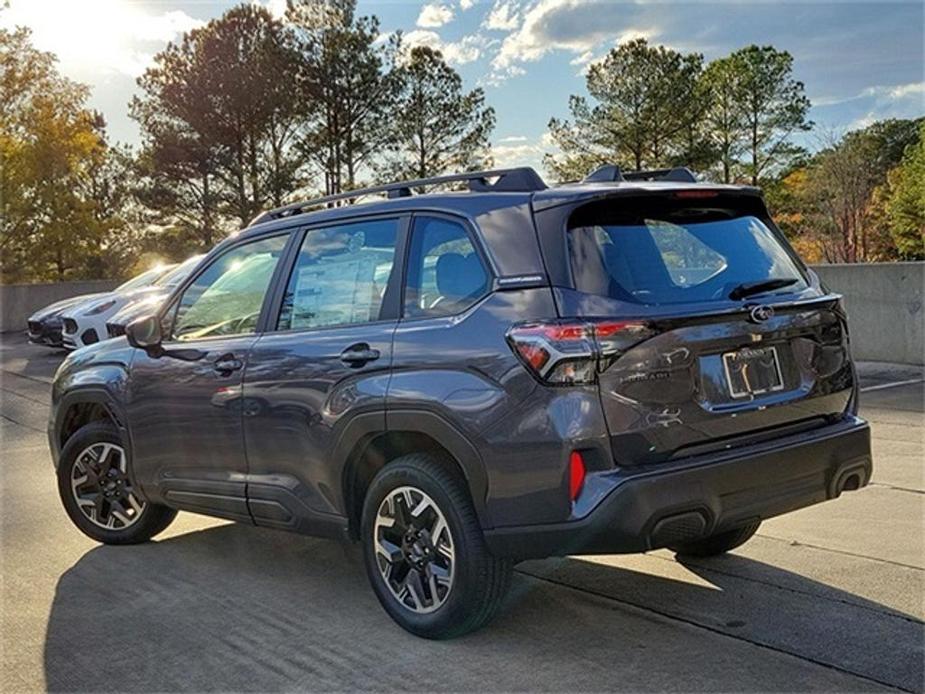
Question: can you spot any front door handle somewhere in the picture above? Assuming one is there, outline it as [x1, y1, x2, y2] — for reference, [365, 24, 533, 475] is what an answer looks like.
[339, 344, 380, 366]
[213, 354, 244, 375]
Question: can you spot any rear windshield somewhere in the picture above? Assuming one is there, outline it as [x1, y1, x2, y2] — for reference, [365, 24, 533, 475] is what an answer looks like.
[568, 199, 807, 305]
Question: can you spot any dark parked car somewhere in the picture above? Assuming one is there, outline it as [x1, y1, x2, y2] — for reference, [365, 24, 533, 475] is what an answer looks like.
[49, 166, 872, 638]
[28, 294, 103, 347]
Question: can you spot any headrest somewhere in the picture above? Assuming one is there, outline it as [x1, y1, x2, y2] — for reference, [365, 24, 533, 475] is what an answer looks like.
[435, 253, 484, 300]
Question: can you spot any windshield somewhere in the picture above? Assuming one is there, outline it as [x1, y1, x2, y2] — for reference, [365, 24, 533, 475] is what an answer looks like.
[116, 266, 172, 292]
[568, 202, 807, 306]
[155, 255, 204, 288]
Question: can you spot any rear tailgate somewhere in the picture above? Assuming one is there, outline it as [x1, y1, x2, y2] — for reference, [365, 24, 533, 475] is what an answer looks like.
[596, 296, 853, 465]
[537, 188, 856, 466]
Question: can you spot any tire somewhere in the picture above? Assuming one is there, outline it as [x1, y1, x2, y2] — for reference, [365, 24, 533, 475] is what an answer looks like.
[57, 421, 177, 545]
[361, 452, 512, 639]
[669, 521, 761, 558]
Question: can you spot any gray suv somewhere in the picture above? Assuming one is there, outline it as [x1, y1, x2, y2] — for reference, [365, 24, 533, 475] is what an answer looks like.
[49, 166, 872, 638]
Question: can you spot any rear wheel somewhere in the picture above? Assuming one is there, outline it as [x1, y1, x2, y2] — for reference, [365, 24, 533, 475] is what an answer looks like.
[361, 453, 511, 639]
[669, 521, 761, 558]
[57, 421, 176, 544]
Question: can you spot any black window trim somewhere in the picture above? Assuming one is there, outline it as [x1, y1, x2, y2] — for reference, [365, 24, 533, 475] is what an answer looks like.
[264, 212, 411, 336]
[158, 228, 298, 345]
[399, 211, 495, 322]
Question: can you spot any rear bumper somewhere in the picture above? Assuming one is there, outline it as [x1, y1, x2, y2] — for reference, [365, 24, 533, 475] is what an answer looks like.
[484, 415, 872, 560]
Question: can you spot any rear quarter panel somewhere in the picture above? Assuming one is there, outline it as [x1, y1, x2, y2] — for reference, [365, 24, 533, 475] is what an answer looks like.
[388, 288, 613, 528]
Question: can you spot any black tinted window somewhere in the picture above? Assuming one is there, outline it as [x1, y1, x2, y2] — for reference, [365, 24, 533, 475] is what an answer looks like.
[568, 202, 806, 305]
[277, 219, 398, 330]
[404, 217, 489, 318]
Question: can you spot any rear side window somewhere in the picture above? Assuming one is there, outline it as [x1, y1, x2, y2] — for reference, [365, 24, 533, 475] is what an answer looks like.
[404, 217, 489, 318]
[568, 200, 806, 305]
[277, 218, 398, 331]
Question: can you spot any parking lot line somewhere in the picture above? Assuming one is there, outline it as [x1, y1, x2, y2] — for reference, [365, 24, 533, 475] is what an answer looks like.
[861, 378, 924, 393]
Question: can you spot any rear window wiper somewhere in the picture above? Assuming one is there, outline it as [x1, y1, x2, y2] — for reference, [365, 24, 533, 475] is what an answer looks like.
[729, 278, 799, 301]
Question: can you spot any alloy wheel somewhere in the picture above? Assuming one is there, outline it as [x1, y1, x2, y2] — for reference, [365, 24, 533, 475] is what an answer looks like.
[373, 486, 455, 614]
[70, 442, 146, 530]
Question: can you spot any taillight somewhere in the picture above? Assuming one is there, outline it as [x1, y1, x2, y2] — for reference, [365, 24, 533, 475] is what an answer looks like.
[568, 451, 586, 501]
[673, 190, 719, 199]
[506, 319, 652, 385]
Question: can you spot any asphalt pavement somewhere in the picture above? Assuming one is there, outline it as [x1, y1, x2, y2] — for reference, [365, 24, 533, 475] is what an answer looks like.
[1, 332, 922, 692]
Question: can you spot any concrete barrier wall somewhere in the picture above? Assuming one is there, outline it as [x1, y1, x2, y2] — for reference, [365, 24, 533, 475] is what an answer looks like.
[811, 262, 924, 365]
[0, 280, 120, 333]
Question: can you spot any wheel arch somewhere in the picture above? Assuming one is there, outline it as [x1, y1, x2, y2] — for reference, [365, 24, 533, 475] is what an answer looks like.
[54, 388, 129, 466]
[339, 409, 490, 540]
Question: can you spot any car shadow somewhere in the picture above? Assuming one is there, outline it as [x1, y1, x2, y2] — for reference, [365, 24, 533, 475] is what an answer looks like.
[43, 522, 922, 692]
[520, 550, 924, 692]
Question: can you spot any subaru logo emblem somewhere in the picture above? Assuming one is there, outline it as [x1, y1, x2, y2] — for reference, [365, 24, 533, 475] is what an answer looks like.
[749, 305, 774, 323]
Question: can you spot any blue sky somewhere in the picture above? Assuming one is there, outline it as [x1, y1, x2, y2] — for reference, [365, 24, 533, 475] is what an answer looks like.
[3, 0, 923, 171]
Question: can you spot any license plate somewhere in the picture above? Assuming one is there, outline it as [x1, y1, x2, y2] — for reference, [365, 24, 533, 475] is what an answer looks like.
[722, 346, 784, 398]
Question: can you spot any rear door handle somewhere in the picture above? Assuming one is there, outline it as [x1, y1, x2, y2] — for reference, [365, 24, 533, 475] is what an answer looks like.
[213, 354, 244, 375]
[339, 344, 380, 366]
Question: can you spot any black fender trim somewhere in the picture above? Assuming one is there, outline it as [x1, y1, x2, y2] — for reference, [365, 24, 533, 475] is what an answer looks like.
[387, 409, 491, 528]
[51, 387, 129, 468]
[332, 409, 492, 530]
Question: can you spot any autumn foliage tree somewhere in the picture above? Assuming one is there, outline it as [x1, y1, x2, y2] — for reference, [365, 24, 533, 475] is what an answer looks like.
[884, 122, 925, 259]
[767, 119, 922, 262]
[0, 27, 130, 282]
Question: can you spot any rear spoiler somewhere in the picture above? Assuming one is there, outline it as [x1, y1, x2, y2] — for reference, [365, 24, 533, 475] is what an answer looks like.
[531, 185, 764, 213]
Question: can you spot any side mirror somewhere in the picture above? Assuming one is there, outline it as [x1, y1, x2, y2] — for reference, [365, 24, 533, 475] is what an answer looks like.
[125, 315, 163, 355]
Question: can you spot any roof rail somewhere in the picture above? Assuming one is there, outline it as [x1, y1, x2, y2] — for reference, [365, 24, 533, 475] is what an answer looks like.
[582, 165, 698, 184]
[249, 167, 547, 226]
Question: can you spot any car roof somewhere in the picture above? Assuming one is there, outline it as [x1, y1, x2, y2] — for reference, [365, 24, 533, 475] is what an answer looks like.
[235, 190, 535, 241]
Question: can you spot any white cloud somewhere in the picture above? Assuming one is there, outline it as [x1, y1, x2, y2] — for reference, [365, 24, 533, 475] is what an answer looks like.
[888, 83, 925, 99]
[1, 0, 202, 78]
[485, 1, 521, 31]
[815, 82, 925, 107]
[488, 0, 658, 82]
[481, 63, 525, 87]
[403, 30, 488, 65]
[569, 50, 595, 66]
[460, 0, 477, 9]
[491, 133, 557, 171]
[253, 0, 287, 20]
[417, 3, 454, 28]
[827, 82, 925, 132]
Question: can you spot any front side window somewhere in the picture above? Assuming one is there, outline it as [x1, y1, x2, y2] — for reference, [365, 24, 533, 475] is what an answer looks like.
[277, 219, 399, 331]
[404, 217, 489, 318]
[171, 235, 288, 341]
[568, 199, 807, 305]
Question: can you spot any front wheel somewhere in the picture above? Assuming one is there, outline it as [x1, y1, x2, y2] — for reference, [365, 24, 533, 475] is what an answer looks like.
[669, 521, 761, 558]
[56, 421, 177, 544]
[361, 453, 511, 639]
